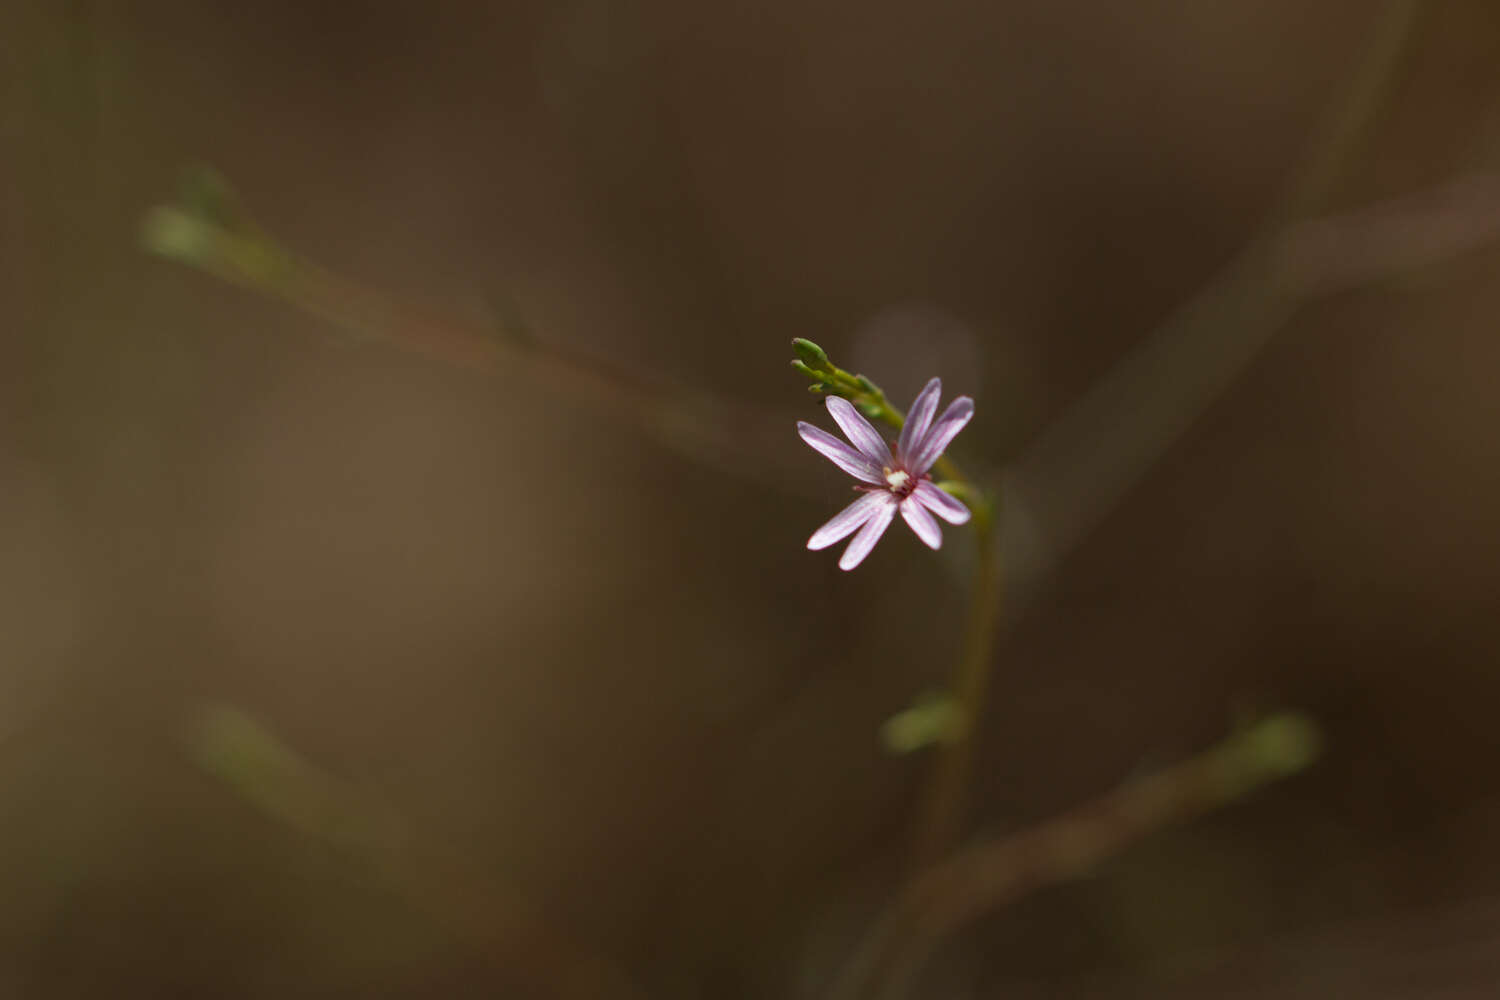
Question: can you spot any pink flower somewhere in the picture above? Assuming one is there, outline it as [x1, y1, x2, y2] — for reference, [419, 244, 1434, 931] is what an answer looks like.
[798, 378, 974, 570]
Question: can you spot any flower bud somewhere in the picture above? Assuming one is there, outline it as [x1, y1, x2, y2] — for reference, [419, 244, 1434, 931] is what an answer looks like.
[791, 338, 831, 371]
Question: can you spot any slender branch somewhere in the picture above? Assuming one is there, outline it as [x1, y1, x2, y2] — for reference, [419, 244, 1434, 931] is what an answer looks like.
[1275, 0, 1422, 224]
[1000, 0, 1423, 613]
[826, 714, 1321, 1000]
[140, 202, 815, 499]
[187, 704, 646, 1000]
[788, 353, 1001, 856]
[148, 130, 1500, 566]
[908, 496, 1000, 867]
[140, 154, 1500, 591]
[835, 3, 1424, 996]
[1274, 170, 1500, 296]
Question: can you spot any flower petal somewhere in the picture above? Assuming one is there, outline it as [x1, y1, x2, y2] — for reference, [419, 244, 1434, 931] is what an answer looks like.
[839, 494, 898, 570]
[914, 480, 971, 524]
[907, 396, 974, 474]
[807, 491, 889, 550]
[798, 422, 884, 484]
[826, 396, 892, 465]
[897, 378, 942, 466]
[899, 496, 943, 549]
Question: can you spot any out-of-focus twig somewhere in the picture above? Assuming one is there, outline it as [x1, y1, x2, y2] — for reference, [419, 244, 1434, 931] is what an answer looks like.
[186, 703, 647, 1000]
[911, 0, 1420, 883]
[1274, 170, 1500, 296]
[141, 191, 811, 498]
[862, 0, 1423, 993]
[826, 714, 1322, 1000]
[1275, 0, 1421, 224]
[145, 118, 1500, 561]
[995, 889, 1500, 998]
[999, 0, 1425, 613]
[907, 497, 1000, 867]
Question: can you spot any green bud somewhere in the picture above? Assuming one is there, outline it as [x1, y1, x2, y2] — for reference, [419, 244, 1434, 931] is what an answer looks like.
[1244, 713, 1322, 775]
[792, 338, 830, 371]
[807, 383, 826, 394]
[791, 360, 820, 379]
[141, 206, 215, 262]
[854, 374, 878, 393]
[881, 693, 965, 754]
[857, 401, 883, 420]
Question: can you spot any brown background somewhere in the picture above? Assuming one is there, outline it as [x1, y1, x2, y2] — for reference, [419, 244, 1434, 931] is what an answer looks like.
[8, 1, 1500, 996]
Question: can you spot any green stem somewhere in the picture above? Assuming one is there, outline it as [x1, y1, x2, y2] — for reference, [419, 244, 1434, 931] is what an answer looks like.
[829, 713, 1320, 1000]
[845, 378, 1001, 863]
[141, 205, 819, 497]
[910, 493, 1000, 867]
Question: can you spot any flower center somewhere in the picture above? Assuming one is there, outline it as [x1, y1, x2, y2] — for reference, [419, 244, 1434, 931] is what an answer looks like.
[884, 468, 914, 496]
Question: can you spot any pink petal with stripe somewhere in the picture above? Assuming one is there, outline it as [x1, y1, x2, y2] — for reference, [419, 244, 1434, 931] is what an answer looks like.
[907, 396, 974, 474]
[914, 481, 971, 524]
[839, 495, 898, 570]
[899, 497, 943, 549]
[897, 378, 942, 466]
[797, 422, 884, 484]
[826, 396, 892, 466]
[807, 491, 890, 550]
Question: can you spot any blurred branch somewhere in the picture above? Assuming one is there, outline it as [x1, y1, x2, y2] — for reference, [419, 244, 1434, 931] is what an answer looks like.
[189, 702, 404, 854]
[1275, 170, 1500, 296]
[826, 713, 1322, 1000]
[995, 889, 1500, 998]
[999, 0, 1426, 612]
[873, 0, 1421, 991]
[907, 0, 1422, 881]
[145, 106, 1500, 561]
[139, 153, 1500, 565]
[1276, 0, 1421, 222]
[907, 498, 1000, 867]
[186, 703, 647, 1000]
[141, 179, 810, 497]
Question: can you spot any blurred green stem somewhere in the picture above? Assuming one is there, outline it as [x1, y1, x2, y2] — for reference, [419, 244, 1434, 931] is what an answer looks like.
[830, 5, 1420, 995]
[187, 703, 646, 1000]
[791, 340, 1007, 862]
[829, 713, 1321, 1000]
[142, 201, 816, 496]
[849, 376, 1002, 863]
[910, 496, 999, 867]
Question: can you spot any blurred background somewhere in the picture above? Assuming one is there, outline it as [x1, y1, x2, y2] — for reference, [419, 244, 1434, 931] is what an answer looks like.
[9, 1, 1500, 996]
